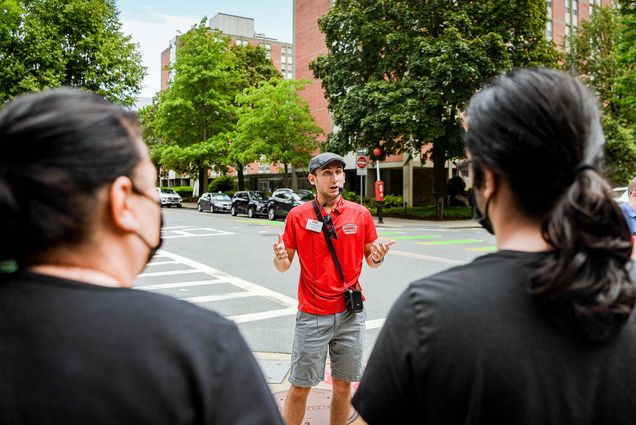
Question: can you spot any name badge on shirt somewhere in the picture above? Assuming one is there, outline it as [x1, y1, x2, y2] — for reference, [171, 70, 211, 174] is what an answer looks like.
[305, 219, 323, 233]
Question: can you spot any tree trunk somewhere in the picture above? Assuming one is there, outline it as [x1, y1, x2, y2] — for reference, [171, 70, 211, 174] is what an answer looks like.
[432, 146, 448, 219]
[198, 168, 208, 196]
[236, 162, 245, 191]
[283, 163, 289, 188]
[291, 165, 298, 190]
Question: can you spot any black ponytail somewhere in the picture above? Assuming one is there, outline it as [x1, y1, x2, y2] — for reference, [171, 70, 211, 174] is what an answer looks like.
[465, 68, 635, 342]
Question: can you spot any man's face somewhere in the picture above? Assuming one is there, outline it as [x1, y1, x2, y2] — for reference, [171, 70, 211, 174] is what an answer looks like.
[309, 163, 345, 197]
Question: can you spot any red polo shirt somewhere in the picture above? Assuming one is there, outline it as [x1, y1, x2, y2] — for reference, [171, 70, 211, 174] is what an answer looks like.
[283, 198, 378, 315]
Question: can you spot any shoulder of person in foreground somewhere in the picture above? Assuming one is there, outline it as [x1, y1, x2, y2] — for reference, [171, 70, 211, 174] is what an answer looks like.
[119, 289, 285, 425]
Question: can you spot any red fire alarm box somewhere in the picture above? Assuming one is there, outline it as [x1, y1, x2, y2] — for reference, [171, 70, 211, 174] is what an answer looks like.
[375, 180, 385, 202]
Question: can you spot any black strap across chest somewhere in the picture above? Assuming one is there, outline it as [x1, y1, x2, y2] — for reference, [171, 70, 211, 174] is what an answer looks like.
[312, 200, 347, 287]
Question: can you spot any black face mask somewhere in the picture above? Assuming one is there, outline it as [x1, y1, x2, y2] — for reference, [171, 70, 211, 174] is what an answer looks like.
[139, 212, 164, 265]
[131, 186, 164, 265]
[472, 190, 494, 235]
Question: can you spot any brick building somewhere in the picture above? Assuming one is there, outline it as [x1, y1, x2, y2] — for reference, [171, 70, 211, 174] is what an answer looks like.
[294, 0, 612, 205]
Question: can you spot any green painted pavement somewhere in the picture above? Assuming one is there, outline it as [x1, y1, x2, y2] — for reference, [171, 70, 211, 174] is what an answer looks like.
[417, 239, 482, 246]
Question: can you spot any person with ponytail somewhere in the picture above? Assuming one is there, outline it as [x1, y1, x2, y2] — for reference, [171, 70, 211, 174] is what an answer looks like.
[0, 88, 283, 425]
[352, 68, 636, 424]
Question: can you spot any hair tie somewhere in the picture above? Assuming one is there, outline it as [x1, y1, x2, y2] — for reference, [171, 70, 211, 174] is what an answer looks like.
[574, 164, 596, 174]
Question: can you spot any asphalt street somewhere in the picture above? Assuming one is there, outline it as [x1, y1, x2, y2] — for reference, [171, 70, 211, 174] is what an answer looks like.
[134, 206, 496, 357]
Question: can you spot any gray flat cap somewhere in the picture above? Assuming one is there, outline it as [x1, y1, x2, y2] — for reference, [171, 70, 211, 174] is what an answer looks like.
[309, 152, 346, 173]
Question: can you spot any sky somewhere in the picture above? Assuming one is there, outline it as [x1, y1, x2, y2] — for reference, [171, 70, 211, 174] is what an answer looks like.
[116, 0, 293, 98]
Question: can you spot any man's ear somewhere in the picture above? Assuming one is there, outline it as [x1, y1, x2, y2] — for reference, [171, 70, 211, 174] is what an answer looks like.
[482, 166, 497, 201]
[109, 176, 140, 233]
[308, 173, 316, 187]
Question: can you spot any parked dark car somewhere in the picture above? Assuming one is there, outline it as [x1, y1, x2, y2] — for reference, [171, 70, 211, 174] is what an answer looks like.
[231, 191, 269, 218]
[267, 188, 315, 220]
[198, 192, 232, 213]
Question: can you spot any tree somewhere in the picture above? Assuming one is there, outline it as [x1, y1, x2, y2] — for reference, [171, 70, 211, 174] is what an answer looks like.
[565, 4, 636, 184]
[235, 79, 323, 187]
[152, 20, 238, 195]
[615, 0, 636, 124]
[222, 44, 282, 190]
[0, 0, 144, 105]
[311, 0, 557, 206]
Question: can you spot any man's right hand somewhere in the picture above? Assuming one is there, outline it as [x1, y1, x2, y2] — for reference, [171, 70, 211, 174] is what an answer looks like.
[273, 234, 289, 260]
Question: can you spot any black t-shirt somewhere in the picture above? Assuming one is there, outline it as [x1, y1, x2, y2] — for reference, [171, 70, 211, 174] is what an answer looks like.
[352, 251, 636, 425]
[0, 272, 283, 425]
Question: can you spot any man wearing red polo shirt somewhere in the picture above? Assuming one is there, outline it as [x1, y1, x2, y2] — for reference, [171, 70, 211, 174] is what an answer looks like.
[273, 152, 394, 425]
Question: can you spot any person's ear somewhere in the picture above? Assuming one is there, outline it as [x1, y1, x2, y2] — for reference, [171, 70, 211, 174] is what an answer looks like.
[109, 176, 140, 233]
[308, 173, 316, 187]
[482, 166, 497, 201]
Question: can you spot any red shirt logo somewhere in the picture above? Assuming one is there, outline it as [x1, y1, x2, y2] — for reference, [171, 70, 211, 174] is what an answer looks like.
[343, 223, 358, 234]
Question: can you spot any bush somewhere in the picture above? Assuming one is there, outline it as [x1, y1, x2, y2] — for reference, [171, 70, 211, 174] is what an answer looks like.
[382, 205, 474, 220]
[382, 194, 403, 208]
[209, 176, 237, 194]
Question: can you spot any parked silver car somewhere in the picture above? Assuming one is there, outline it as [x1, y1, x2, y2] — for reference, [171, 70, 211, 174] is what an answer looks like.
[156, 187, 182, 208]
[198, 192, 232, 213]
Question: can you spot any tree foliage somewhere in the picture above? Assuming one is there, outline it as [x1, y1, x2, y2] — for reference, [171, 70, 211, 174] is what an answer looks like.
[311, 0, 558, 201]
[0, 0, 145, 105]
[235, 79, 323, 187]
[615, 0, 636, 124]
[151, 20, 238, 194]
[565, 4, 636, 185]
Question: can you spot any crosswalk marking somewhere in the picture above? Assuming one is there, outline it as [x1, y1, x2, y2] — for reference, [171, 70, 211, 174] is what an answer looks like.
[136, 250, 388, 330]
[184, 292, 256, 303]
[137, 269, 202, 278]
[136, 279, 226, 290]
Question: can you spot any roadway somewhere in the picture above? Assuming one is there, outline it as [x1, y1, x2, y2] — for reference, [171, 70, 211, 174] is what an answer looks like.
[134, 206, 496, 357]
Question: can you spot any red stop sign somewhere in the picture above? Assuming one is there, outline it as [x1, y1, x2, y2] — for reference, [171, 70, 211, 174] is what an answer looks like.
[356, 156, 368, 169]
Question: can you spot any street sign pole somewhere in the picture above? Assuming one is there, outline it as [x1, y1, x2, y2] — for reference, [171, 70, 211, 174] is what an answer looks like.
[355, 153, 368, 205]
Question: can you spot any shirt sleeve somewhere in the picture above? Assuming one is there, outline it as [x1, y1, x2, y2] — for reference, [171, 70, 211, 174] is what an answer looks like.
[363, 208, 378, 244]
[282, 212, 297, 249]
[352, 287, 422, 424]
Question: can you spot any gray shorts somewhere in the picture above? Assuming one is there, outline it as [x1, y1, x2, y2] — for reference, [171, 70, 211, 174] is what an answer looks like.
[289, 309, 366, 387]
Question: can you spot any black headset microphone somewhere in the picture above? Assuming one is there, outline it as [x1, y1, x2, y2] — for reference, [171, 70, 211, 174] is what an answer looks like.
[322, 187, 344, 207]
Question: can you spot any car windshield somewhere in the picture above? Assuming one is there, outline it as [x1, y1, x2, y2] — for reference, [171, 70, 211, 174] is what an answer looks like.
[250, 192, 267, 201]
[294, 191, 314, 201]
[212, 194, 231, 201]
[160, 188, 176, 194]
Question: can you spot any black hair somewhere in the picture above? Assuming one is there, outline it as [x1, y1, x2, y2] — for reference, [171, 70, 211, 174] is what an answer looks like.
[0, 88, 142, 266]
[465, 68, 634, 342]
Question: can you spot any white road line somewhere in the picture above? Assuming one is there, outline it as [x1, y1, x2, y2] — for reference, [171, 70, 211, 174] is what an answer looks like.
[145, 261, 179, 267]
[162, 233, 233, 239]
[137, 269, 201, 278]
[136, 279, 226, 290]
[158, 250, 298, 308]
[366, 318, 385, 330]
[228, 308, 298, 323]
[390, 250, 464, 265]
[183, 292, 256, 303]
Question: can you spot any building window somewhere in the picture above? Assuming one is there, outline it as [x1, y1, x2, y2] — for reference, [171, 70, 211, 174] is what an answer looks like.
[235, 39, 248, 47]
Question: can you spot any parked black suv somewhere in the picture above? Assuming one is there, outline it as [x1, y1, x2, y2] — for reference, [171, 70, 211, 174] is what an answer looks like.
[267, 188, 314, 220]
[231, 191, 269, 218]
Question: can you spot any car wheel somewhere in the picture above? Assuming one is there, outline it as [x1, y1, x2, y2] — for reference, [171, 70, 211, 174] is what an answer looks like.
[231, 206, 237, 216]
[268, 207, 276, 221]
[167, 204, 172, 208]
[248, 207, 255, 218]
[197, 203, 202, 212]
[176, 204, 182, 208]
[210, 205, 215, 213]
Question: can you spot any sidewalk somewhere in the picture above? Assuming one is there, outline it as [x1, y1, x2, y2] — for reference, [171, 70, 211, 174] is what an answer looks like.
[255, 352, 366, 425]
